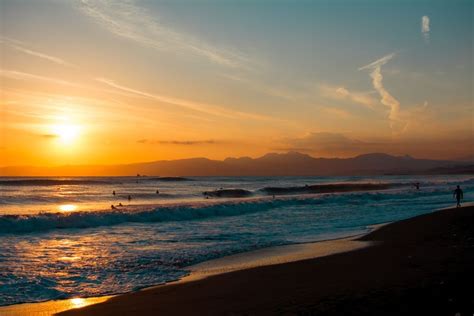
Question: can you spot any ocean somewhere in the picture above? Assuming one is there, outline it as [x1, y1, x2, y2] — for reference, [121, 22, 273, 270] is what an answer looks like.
[0, 175, 472, 306]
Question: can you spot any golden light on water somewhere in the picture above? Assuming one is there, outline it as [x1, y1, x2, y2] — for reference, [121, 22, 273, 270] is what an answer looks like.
[59, 256, 81, 261]
[59, 204, 77, 212]
[70, 298, 87, 308]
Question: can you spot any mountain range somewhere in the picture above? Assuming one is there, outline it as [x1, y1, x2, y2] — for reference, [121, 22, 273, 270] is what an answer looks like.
[1, 152, 473, 176]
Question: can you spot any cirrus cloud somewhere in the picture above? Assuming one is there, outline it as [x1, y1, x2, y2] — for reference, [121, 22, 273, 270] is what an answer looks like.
[422, 15, 430, 43]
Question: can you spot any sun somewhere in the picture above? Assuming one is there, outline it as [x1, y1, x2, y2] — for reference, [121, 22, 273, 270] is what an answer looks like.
[52, 124, 80, 144]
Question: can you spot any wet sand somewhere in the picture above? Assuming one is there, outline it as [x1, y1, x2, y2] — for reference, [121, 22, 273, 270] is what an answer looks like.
[0, 233, 372, 316]
[0, 296, 111, 316]
[59, 205, 474, 316]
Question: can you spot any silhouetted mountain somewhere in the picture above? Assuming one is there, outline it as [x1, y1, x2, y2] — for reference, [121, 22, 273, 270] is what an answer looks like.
[0, 152, 469, 176]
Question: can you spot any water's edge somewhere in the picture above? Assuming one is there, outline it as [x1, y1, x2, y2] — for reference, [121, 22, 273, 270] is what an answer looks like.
[0, 222, 388, 316]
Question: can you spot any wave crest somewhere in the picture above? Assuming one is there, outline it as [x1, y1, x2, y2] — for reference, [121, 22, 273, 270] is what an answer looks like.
[0, 198, 326, 235]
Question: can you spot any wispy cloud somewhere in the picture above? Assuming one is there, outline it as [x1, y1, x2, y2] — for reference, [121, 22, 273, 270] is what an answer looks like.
[321, 107, 353, 119]
[96, 77, 273, 121]
[0, 69, 81, 87]
[0, 37, 75, 67]
[41, 134, 58, 139]
[277, 130, 474, 160]
[137, 139, 219, 145]
[358, 53, 395, 71]
[359, 53, 406, 134]
[319, 85, 377, 109]
[77, 0, 250, 68]
[421, 15, 430, 43]
[276, 132, 370, 157]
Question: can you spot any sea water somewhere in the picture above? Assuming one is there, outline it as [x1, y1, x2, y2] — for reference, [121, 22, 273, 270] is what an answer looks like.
[0, 175, 472, 306]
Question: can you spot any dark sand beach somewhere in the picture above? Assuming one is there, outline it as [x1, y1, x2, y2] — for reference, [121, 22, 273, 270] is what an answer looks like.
[60, 205, 474, 316]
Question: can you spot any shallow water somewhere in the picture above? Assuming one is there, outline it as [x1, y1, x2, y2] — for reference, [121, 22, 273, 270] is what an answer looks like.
[0, 175, 472, 306]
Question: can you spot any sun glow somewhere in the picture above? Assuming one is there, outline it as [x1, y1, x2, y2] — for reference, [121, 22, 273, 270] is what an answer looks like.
[52, 124, 80, 144]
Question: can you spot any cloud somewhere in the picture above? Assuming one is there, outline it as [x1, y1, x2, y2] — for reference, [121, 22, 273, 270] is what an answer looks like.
[0, 37, 75, 67]
[321, 107, 353, 119]
[138, 139, 218, 145]
[358, 53, 395, 71]
[276, 132, 371, 157]
[41, 134, 58, 138]
[77, 0, 249, 68]
[421, 16, 430, 43]
[319, 85, 377, 109]
[96, 77, 274, 121]
[277, 131, 474, 160]
[0, 69, 81, 87]
[359, 53, 406, 134]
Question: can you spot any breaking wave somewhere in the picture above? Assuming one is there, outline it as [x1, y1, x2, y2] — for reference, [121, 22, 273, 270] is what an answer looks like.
[0, 197, 332, 234]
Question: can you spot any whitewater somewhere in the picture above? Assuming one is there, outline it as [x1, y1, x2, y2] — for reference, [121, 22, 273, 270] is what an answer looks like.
[0, 175, 472, 306]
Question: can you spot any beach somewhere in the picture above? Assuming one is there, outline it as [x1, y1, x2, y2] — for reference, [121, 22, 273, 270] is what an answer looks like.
[0, 176, 472, 315]
[3, 0, 473, 314]
[54, 205, 474, 316]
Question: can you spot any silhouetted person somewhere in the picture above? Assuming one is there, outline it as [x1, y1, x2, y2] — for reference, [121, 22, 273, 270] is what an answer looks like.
[113, 190, 116, 196]
[128, 195, 132, 202]
[414, 183, 420, 190]
[156, 190, 160, 194]
[118, 203, 123, 207]
[453, 185, 463, 208]
[111, 204, 116, 209]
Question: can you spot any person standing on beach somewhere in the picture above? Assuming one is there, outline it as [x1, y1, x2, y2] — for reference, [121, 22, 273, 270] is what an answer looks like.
[453, 185, 463, 208]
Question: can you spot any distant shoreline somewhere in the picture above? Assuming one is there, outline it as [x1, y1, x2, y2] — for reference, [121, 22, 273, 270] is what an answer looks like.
[2, 152, 472, 177]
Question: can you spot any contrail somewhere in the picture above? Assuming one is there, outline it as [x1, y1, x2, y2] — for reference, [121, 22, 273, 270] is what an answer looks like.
[359, 53, 405, 134]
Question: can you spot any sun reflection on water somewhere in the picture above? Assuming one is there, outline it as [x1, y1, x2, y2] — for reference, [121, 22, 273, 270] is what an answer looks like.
[70, 298, 87, 308]
[59, 204, 77, 212]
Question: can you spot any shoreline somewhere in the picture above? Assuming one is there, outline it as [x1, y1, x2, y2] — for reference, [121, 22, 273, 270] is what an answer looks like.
[60, 205, 474, 315]
[161, 227, 383, 285]
[0, 225, 385, 316]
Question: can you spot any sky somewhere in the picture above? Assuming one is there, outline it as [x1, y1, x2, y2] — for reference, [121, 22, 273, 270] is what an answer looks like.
[1, 0, 473, 168]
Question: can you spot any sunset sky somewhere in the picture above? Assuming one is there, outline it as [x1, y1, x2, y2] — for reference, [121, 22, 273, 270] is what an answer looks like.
[1, 0, 472, 167]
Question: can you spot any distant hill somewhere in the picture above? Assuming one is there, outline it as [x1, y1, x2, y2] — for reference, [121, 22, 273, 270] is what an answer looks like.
[0, 152, 471, 176]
